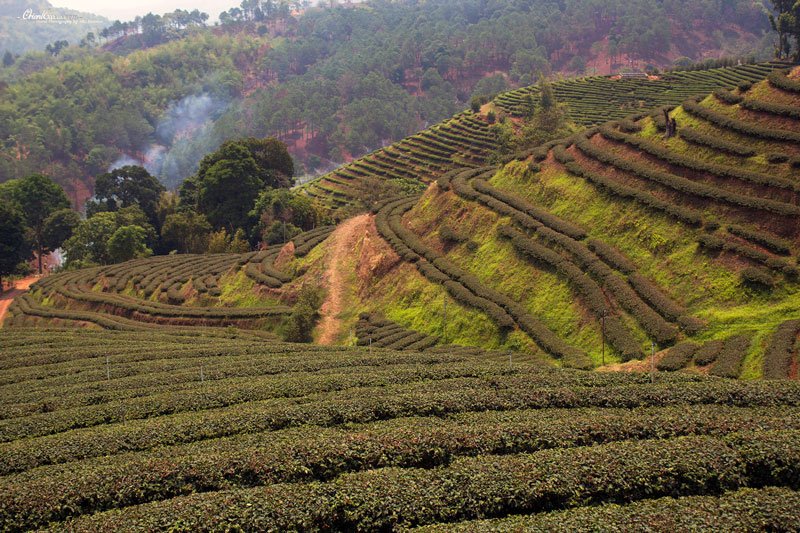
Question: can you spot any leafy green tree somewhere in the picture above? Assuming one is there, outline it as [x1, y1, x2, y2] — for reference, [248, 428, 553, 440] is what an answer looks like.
[229, 229, 251, 253]
[42, 208, 81, 254]
[196, 137, 294, 191]
[251, 188, 319, 243]
[10, 174, 70, 274]
[263, 221, 302, 245]
[470, 74, 509, 100]
[196, 144, 263, 232]
[161, 211, 212, 253]
[769, 1, 800, 60]
[63, 212, 118, 266]
[193, 138, 294, 233]
[114, 205, 158, 246]
[206, 229, 231, 253]
[539, 76, 556, 111]
[107, 225, 153, 263]
[0, 203, 28, 292]
[2, 51, 15, 68]
[91, 166, 166, 230]
[284, 285, 323, 343]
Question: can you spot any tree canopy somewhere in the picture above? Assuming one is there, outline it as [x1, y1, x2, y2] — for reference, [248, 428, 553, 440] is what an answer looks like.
[0, 0, 770, 194]
[6, 174, 70, 273]
[188, 137, 294, 234]
[91, 166, 166, 229]
[0, 202, 28, 288]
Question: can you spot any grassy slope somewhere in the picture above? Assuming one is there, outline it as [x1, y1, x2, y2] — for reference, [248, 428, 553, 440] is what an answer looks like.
[10, 69, 798, 378]
[302, 73, 800, 377]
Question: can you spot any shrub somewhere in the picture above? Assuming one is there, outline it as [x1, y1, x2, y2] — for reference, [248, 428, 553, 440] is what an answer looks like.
[768, 70, 800, 93]
[500, 225, 643, 360]
[740, 267, 776, 289]
[763, 319, 800, 380]
[727, 225, 791, 256]
[439, 226, 469, 244]
[679, 127, 756, 157]
[742, 98, 800, 120]
[578, 135, 800, 218]
[559, 156, 703, 226]
[683, 99, 800, 143]
[709, 334, 752, 378]
[694, 339, 725, 366]
[587, 239, 636, 274]
[284, 286, 323, 343]
[713, 89, 743, 105]
[766, 153, 790, 164]
[603, 127, 797, 193]
[657, 342, 699, 371]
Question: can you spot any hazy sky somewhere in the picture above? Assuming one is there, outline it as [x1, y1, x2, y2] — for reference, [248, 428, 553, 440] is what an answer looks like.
[56, 1, 239, 22]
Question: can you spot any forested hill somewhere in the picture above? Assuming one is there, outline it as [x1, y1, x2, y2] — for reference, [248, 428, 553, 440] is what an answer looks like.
[0, 0, 773, 206]
[0, 0, 107, 54]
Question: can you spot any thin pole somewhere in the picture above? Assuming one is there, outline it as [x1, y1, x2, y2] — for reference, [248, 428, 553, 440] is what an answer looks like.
[200, 366, 204, 382]
[601, 310, 606, 366]
[443, 293, 447, 344]
[105, 356, 110, 380]
[650, 341, 656, 383]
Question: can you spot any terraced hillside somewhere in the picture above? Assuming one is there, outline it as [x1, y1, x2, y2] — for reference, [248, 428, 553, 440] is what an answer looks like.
[3, 226, 334, 333]
[6, 69, 800, 379]
[303, 61, 789, 212]
[2, 328, 800, 530]
[354, 69, 800, 378]
[495, 62, 787, 122]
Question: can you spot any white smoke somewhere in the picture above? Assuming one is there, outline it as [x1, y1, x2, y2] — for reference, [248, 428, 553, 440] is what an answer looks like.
[107, 93, 230, 187]
[155, 94, 223, 143]
[108, 155, 139, 171]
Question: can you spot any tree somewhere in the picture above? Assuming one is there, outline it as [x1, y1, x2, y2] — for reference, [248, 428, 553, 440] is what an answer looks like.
[196, 137, 294, 191]
[91, 166, 166, 230]
[107, 225, 153, 263]
[2, 51, 15, 68]
[114, 205, 157, 246]
[284, 285, 322, 342]
[539, 76, 556, 111]
[251, 188, 319, 243]
[193, 138, 294, 233]
[229, 229, 251, 253]
[161, 211, 212, 253]
[197, 144, 263, 231]
[42, 209, 81, 254]
[206, 229, 231, 253]
[63, 212, 118, 266]
[11, 174, 70, 274]
[45, 40, 69, 56]
[768, 1, 800, 60]
[0, 203, 28, 292]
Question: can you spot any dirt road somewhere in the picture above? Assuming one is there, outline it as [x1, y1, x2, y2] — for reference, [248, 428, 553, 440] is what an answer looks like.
[0, 276, 38, 326]
[317, 214, 370, 345]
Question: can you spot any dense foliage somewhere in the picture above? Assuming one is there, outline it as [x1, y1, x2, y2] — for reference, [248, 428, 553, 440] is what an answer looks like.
[0, 0, 773, 196]
[0, 329, 799, 530]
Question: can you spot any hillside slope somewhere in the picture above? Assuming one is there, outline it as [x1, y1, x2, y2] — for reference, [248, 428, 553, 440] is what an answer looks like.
[0, 0, 776, 206]
[305, 61, 786, 214]
[0, 0, 107, 54]
[309, 66, 800, 378]
[6, 68, 800, 380]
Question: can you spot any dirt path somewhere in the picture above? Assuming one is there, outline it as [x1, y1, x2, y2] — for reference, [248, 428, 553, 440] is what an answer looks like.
[0, 276, 39, 326]
[317, 214, 371, 345]
[597, 349, 667, 373]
